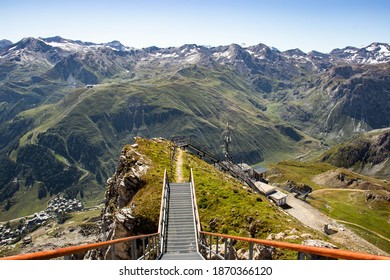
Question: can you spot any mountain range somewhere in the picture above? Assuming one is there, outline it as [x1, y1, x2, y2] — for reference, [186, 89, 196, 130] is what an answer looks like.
[0, 36, 389, 219]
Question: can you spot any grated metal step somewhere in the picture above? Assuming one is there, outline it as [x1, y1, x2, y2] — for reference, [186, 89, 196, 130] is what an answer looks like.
[161, 182, 202, 260]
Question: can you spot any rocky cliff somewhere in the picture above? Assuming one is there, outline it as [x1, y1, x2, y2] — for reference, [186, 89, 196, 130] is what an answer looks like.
[91, 142, 150, 259]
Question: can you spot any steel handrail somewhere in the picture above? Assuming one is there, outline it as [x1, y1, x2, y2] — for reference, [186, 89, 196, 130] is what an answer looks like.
[0, 233, 159, 260]
[199, 231, 390, 260]
[157, 169, 168, 234]
[189, 168, 203, 258]
[157, 169, 170, 257]
[190, 168, 202, 235]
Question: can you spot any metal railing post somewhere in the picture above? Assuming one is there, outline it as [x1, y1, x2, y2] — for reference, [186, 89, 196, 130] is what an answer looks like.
[209, 234, 212, 260]
[216, 237, 219, 260]
[142, 238, 146, 259]
[224, 239, 228, 259]
[110, 245, 116, 260]
[152, 235, 156, 258]
[131, 240, 137, 260]
[229, 238, 234, 260]
[146, 237, 150, 260]
[249, 242, 254, 260]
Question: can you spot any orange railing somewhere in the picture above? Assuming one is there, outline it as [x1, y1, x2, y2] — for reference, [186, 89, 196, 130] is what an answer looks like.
[199, 231, 390, 260]
[0, 233, 159, 260]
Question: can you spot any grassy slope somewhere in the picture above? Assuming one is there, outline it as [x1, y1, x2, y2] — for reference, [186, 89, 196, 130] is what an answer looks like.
[310, 190, 389, 252]
[267, 160, 390, 253]
[267, 161, 336, 188]
[130, 138, 175, 233]
[0, 182, 51, 221]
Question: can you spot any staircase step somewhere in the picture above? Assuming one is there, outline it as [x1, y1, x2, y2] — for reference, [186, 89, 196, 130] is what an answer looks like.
[168, 222, 194, 226]
[166, 245, 197, 251]
[168, 227, 195, 232]
[168, 223, 194, 227]
[168, 214, 193, 218]
[166, 235, 196, 240]
[167, 240, 196, 245]
[166, 241, 196, 245]
[168, 216, 193, 220]
[168, 228, 195, 232]
[165, 234, 196, 239]
[168, 219, 194, 223]
[161, 253, 203, 260]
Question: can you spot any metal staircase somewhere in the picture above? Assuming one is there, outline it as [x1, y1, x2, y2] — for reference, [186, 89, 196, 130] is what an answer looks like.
[161, 182, 203, 260]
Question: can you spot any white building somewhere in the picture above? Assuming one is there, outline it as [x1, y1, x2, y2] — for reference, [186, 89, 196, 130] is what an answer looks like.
[254, 181, 287, 206]
[268, 191, 288, 206]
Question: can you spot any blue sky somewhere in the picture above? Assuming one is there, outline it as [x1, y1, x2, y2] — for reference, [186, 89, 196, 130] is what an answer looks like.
[1, 0, 389, 52]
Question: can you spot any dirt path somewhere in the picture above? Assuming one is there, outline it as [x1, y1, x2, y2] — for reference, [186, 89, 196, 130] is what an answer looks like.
[175, 148, 185, 183]
[313, 188, 366, 194]
[283, 192, 389, 256]
[335, 219, 390, 243]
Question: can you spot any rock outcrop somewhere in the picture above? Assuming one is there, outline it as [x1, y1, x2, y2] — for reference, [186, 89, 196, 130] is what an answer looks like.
[90, 142, 149, 259]
[298, 239, 338, 260]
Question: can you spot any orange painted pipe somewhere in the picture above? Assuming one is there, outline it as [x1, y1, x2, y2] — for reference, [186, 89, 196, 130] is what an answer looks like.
[200, 231, 390, 260]
[0, 233, 158, 260]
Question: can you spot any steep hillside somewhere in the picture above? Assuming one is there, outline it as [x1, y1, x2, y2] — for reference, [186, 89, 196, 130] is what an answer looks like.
[270, 63, 390, 142]
[319, 128, 390, 179]
[0, 66, 317, 221]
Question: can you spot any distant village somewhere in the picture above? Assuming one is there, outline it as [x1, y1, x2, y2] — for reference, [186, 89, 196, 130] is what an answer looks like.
[0, 195, 83, 246]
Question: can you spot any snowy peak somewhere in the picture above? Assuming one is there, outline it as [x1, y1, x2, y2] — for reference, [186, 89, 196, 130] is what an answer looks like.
[10, 37, 52, 53]
[212, 44, 245, 61]
[365, 42, 390, 53]
[104, 40, 130, 52]
[1, 36, 389, 79]
[330, 42, 390, 64]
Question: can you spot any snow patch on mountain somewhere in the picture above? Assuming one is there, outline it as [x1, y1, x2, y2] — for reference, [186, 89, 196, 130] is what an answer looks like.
[45, 41, 88, 53]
